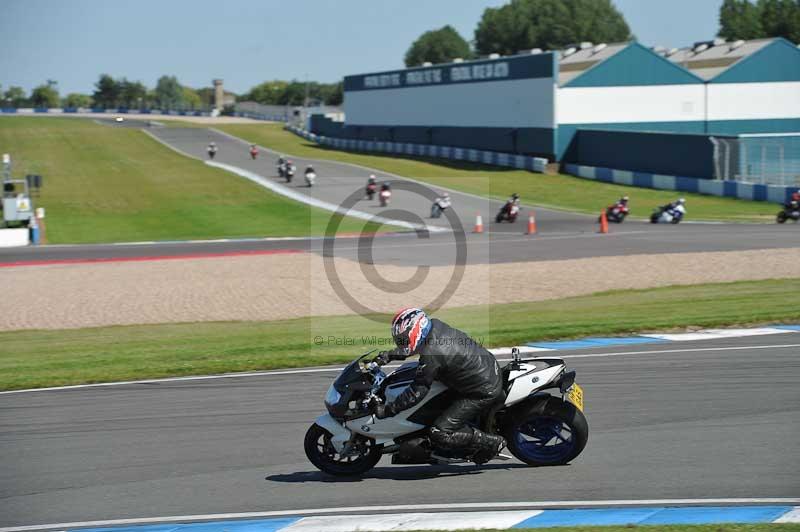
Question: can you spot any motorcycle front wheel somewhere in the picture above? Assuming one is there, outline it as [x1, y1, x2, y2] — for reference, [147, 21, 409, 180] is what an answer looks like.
[304, 423, 382, 476]
[503, 398, 588, 466]
[777, 211, 787, 224]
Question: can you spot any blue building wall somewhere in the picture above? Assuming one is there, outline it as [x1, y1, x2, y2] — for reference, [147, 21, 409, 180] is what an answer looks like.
[566, 129, 728, 179]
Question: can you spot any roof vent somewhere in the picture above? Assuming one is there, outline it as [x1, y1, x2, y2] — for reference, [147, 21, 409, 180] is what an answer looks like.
[592, 43, 607, 54]
[666, 47, 679, 57]
[489, 53, 500, 59]
[422, 62, 433, 67]
[453, 58, 464, 63]
[713, 37, 726, 46]
[729, 39, 745, 51]
[693, 43, 709, 54]
[579, 41, 593, 50]
[563, 47, 577, 57]
[530, 48, 543, 54]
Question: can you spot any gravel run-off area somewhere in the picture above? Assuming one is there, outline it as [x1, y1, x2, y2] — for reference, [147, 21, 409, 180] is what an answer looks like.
[1, 248, 799, 331]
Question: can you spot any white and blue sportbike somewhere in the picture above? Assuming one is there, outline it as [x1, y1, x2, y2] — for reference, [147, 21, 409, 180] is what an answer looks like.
[304, 349, 588, 476]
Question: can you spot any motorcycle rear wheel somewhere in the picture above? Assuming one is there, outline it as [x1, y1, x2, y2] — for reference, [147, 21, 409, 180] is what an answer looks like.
[304, 423, 382, 476]
[503, 398, 588, 466]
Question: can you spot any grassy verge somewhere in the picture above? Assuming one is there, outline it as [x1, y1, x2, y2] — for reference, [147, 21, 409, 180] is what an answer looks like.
[0, 117, 380, 243]
[2, 278, 798, 390]
[414, 526, 800, 532]
[216, 123, 777, 223]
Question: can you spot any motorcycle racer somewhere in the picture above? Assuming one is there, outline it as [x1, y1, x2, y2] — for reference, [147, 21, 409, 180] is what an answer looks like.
[374, 308, 506, 464]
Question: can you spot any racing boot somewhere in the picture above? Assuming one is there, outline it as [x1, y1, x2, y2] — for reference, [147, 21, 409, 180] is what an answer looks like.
[469, 430, 506, 465]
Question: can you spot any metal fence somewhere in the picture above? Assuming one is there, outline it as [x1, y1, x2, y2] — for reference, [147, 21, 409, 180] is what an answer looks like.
[712, 133, 800, 186]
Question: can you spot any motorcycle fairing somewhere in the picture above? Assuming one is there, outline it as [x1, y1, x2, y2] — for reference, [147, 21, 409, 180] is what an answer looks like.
[345, 381, 449, 445]
[505, 360, 565, 406]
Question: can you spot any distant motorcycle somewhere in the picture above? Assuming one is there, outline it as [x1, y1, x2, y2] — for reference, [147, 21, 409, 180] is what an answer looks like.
[379, 185, 392, 207]
[602, 202, 629, 223]
[366, 182, 377, 201]
[305, 171, 317, 187]
[650, 203, 685, 224]
[777, 201, 800, 223]
[249, 146, 258, 160]
[279, 162, 296, 183]
[496, 202, 520, 223]
[431, 195, 451, 219]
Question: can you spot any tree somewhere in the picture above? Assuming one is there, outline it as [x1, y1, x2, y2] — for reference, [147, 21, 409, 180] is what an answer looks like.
[3, 86, 27, 107]
[118, 79, 147, 108]
[63, 93, 92, 108]
[719, 0, 764, 39]
[196, 87, 216, 107]
[154, 75, 183, 109]
[93, 74, 120, 108]
[182, 87, 202, 109]
[758, 0, 800, 42]
[30, 80, 59, 108]
[242, 80, 290, 105]
[718, 0, 800, 41]
[404, 25, 472, 67]
[474, 0, 631, 56]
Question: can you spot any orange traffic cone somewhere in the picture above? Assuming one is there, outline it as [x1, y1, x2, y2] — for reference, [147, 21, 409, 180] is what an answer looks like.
[473, 212, 484, 233]
[599, 210, 609, 234]
[526, 212, 537, 235]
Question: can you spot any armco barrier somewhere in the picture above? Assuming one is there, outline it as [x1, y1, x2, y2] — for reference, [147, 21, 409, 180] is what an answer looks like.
[285, 126, 549, 173]
[564, 163, 795, 204]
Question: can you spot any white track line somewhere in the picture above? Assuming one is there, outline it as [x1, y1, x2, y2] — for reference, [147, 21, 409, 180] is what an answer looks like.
[5, 499, 799, 532]
[2, 342, 797, 396]
[206, 161, 447, 234]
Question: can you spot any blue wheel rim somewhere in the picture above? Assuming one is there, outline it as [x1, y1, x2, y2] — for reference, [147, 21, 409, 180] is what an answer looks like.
[514, 415, 576, 462]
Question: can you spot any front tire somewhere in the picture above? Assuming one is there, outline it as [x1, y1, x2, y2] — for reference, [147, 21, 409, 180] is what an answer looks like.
[777, 211, 787, 224]
[504, 398, 588, 466]
[304, 423, 381, 476]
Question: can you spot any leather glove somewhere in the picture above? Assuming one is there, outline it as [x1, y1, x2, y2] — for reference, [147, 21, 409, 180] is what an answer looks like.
[374, 403, 394, 419]
[374, 348, 406, 365]
[373, 351, 392, 366]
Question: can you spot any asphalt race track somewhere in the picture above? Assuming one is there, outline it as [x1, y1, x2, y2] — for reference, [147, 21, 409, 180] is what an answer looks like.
[2, 122, 800, 265]
[2, 333, 798, 527]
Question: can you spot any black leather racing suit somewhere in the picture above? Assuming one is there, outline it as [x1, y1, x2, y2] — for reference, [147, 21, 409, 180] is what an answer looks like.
[384, 319, 504, 450]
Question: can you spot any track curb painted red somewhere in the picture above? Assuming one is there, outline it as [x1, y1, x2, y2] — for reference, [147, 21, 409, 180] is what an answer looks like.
[0, 248, 305, 268]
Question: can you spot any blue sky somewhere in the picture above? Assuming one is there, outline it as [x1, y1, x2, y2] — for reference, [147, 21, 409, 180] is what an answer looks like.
[1, 0, 722, 96]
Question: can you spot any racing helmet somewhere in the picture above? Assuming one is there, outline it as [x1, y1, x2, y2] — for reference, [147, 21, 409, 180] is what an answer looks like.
[678, 198, 686, 205]
[620, 196, 629, 203]
[391, 307, 432, 355]
[442, 192, 449, 198]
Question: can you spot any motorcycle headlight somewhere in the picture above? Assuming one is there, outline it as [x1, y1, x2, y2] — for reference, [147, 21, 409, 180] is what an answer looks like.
[324, 383, 341, 406]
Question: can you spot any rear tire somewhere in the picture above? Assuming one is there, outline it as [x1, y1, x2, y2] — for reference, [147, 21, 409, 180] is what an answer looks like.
[304, 423, 381, 476]
[503, 398, 588, 466]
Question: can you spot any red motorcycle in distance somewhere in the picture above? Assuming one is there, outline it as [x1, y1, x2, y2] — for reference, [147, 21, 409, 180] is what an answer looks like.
[496, 201, 520, 223]
[249, 145, 258, 160]
[602, 200, 630, 223]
